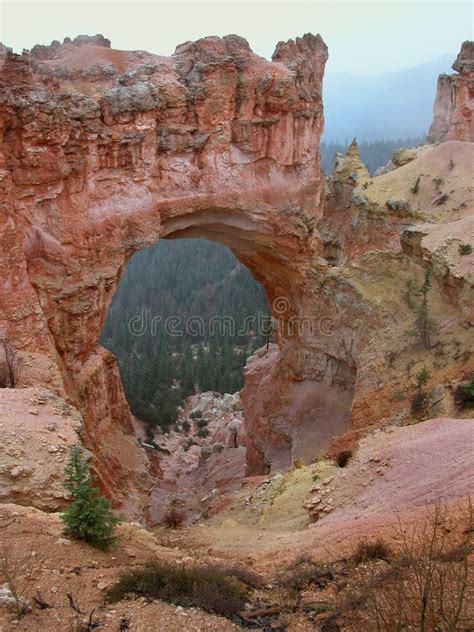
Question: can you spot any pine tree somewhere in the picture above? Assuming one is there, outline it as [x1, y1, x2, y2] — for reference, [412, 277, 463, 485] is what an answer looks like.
[415, 367, 431, 395]
[61, 446, 120, 550]
[415, 271, 438, 349]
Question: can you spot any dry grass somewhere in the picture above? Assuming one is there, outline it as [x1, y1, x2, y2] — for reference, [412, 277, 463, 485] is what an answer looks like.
[338, 499, 473, 631]
[351, 538, 392, 565]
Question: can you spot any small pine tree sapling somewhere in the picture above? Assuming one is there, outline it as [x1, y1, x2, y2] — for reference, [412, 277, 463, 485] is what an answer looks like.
[61, 446, 120, 550]
[415, 367, 431, 395]
[459, 244, 472, 256]
[415, 271, 438, 350]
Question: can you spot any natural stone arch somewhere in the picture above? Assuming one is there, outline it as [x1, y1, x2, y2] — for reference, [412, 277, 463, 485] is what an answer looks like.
[0, 33, 360, 515]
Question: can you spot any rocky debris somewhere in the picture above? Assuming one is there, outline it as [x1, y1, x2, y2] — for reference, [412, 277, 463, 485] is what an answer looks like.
[374, 143, 432, 174]
[386, 197, 412, 215]
[176, 392, 245, 440]
[0, 584, 31, 613]
[147, 391, 247, 525]
[0, 387, 82, 511]
[391, 145, 431, 167]
[428, 40, 474, 143]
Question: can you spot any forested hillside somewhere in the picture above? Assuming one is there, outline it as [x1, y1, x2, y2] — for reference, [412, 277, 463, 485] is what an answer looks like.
[101, 240, 270, 431]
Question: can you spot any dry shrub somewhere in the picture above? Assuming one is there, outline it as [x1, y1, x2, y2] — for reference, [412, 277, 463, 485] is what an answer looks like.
[351, 538, 392, 564]
[279, 556, 335, 590]
[162, 506, 185, 529]
[410, 391, 427, 414]
[339, 499, 473, 631]
[207, 563, 263, 589]
[106, 561, 247, 618]
[335, 450, 352, 468]
[67, 605, 101, 631]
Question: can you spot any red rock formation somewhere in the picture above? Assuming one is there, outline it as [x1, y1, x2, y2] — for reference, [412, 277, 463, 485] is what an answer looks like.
[0, 34, 472, 517]
[428, 41, 474, 142]
[0, 33, 331, 515]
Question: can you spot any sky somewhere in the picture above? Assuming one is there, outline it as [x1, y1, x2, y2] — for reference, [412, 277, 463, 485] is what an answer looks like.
[0, 0, 472, 76]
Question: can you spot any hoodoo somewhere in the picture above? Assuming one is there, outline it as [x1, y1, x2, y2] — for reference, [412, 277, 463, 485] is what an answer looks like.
[428, 40, 474, 143]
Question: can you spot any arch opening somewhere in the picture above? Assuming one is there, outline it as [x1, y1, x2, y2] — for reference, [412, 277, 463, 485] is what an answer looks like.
[100, 237, 271, 438]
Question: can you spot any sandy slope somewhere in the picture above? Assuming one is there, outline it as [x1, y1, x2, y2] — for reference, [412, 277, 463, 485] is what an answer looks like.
[179, 417, 474, 567]
[0, 416, 472, 630]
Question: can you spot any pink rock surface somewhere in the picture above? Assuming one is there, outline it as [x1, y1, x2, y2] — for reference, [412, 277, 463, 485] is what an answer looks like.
[305, 417, 474, 524]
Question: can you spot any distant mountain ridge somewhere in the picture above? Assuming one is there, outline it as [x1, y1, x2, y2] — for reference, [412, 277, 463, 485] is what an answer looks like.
[323, 54, 454, 143]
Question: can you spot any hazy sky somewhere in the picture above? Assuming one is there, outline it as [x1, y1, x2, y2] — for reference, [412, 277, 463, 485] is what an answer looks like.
[1, 0, 472, 75]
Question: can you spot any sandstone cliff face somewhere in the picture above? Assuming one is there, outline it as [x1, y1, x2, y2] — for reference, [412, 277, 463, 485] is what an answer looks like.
[0, 33, 330, 514]
[0, 35, 473, 516]
[243, 137, 473, 473]
[428, 40, 474, 143]
[320, 139, 474, 449]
